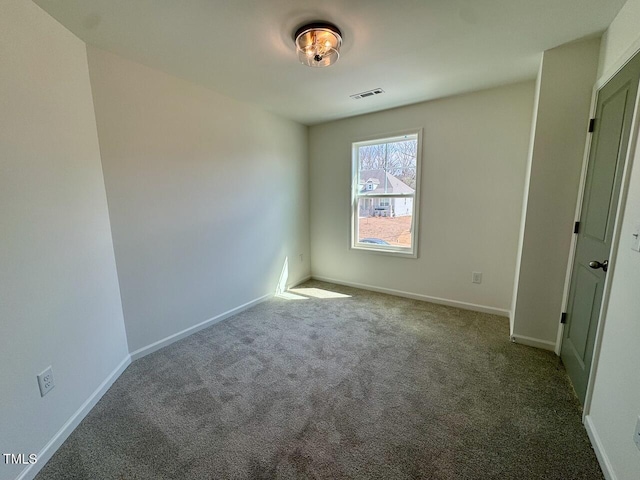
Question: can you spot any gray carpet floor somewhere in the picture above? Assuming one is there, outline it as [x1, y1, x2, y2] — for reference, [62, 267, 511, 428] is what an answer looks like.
[36, 280, 603, 479]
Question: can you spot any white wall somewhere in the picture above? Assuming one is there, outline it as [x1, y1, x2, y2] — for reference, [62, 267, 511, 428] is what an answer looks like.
[0, 2, 129, 479]
[511, 38, 601, 350]
[86, 47, 310, 354]
[309, 82, 535, 314]
[586, 1, 640, 478]
[598, 0, 640, 79]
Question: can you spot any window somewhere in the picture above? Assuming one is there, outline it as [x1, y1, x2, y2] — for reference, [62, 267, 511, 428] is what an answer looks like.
[351, 130, 421, 256]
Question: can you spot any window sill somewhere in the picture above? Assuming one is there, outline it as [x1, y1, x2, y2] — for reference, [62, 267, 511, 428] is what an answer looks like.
[350, 244, 418, 258]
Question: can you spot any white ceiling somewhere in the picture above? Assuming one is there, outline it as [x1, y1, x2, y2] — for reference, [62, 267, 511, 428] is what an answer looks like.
[34, 0, 626, 125]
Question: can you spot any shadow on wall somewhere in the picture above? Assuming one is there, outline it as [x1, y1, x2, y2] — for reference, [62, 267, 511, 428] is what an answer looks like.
[275, 256, 351, 300]
[275, 256, 289, 295]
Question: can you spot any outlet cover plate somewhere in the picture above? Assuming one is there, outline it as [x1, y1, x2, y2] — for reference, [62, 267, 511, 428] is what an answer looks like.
[634, 416, 640, 451]
[37, 366, 55, 397]
[472, 272, 482, 284]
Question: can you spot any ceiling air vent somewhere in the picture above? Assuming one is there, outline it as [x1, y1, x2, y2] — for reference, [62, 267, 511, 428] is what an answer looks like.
[350, 88, 385, 100]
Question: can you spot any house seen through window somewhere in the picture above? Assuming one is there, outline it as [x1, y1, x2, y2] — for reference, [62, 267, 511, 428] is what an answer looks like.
[351, 131, 421, 256]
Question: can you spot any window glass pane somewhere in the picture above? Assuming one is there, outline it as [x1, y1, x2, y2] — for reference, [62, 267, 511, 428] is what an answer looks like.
[356, 197, 413, 248]
[358, 138, 417, 195]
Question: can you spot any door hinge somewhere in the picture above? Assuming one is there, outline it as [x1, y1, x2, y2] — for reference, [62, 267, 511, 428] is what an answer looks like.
[588, 118, 596, 133]
[574, 221, 580, 234]
[561, 312, 567, 324]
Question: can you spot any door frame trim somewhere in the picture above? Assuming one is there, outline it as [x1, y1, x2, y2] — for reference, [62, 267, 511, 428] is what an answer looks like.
[557, 47, 640, 419]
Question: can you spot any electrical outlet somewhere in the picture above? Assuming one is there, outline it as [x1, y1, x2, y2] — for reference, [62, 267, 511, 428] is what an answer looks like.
[634, 416, 640, 451]
[472, 272, 482, 284]
[37, 366, 55, 397]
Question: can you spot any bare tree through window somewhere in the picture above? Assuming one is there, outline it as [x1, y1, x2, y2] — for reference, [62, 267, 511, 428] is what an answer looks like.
[352, 132, 421, 255]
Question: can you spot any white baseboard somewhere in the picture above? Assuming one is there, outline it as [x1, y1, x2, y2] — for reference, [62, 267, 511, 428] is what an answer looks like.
[16, 355, 131, 480]
[16, 294, 273, 479]
[311, 275, 510, 318]
[129, 293, 272, 361]
[509, 334, 556, 351]
[289, 275, 311, 288]
[585, 415, 617, 480]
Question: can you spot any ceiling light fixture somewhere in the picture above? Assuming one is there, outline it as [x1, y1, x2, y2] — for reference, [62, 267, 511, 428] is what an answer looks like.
[294, 22, 342, 68]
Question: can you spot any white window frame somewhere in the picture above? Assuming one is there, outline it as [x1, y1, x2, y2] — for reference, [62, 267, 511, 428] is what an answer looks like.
[350, 129, 422, 258]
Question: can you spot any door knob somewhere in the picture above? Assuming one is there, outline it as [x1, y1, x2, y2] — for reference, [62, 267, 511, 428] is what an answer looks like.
[589, 260, 609, 272]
